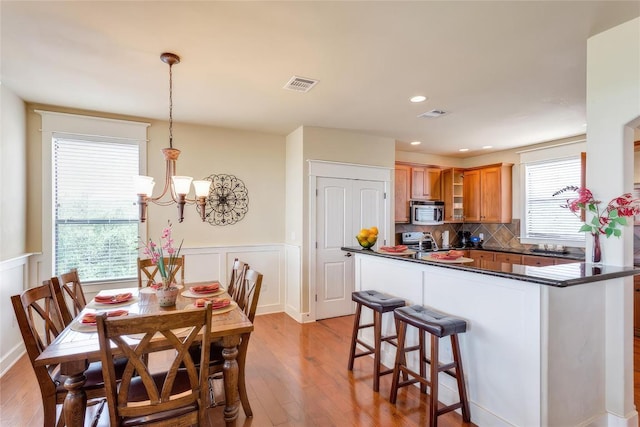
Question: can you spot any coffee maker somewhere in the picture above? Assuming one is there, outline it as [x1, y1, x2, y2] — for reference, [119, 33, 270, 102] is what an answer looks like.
[458, 231, 472, 248]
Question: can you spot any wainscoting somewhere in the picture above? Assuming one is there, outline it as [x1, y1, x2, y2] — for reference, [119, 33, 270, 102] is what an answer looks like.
[1, 244, 292, 375]
[0, 254, 31, 376]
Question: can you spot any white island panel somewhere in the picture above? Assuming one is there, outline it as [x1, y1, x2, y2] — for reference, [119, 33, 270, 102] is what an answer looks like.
[350, 249, 636, 426]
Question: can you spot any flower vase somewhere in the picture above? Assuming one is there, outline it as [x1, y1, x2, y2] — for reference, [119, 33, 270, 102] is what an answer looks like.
[156, 278, 179, 307]
[592, 232, 602, 264]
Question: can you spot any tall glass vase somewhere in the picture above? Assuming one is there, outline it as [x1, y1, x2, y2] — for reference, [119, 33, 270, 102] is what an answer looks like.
[591, 232, 602, 264]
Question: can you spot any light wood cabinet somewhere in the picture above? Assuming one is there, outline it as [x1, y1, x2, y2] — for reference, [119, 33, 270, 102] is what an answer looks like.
[463, 163, 513, 223]
[395, 164, 411, 223]
[442, 168, 465, 222]
[468, 250, 575, 268]
[522, 255, 556, 267]
[495, 253, 523, 264]
[635, 276, 640, 337]
[411, 166, 441, 200]
[554, 258, 577, 265]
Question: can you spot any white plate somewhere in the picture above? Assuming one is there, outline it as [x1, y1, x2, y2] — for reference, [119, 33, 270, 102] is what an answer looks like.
[183, 300, 237, 315]
[139, 284, 184, 294]
[375, 249, 416, 256]
[181, 287, 225, 298]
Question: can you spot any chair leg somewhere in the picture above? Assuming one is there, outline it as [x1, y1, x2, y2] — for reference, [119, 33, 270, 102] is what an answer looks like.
[429, 334, 440, 427]
[372, 310, 382, 392]
[237, 338, 253, 417]
[451, 334, 470, 422]
[419, 329, 427, 394]
[347, 303, 362, 371]
[389, 320, 407, 404]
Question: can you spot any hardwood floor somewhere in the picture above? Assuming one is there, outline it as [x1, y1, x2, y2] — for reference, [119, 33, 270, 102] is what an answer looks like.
[1, 313, 638, 426]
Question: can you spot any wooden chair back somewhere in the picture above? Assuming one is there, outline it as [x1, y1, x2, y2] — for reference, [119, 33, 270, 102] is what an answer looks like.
[237, 269, 263, 322]
[208, 269, 262, 417]
[227, 259, 248, 303]
[58, 268, 87, 316]
[96, 305, 212, 427]
[137, 255, 185, 287]
[51, 268, 87, 325]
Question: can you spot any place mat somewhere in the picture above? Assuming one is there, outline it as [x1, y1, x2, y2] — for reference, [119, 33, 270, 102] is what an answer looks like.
[183, 300, 237, 315]
[181, 287, 225, 298]
[70, 311, 132, 333]
[87, 295, 138, 309]
[139, 284, 184, 294]
[127, 327, 192, 340]
[422, 255, 474, 264]
[375, 249, 416, 256]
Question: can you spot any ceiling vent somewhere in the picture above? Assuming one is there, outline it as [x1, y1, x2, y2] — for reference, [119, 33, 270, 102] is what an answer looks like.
[283, 76, 319, 93]
[417, 109, 448, 118]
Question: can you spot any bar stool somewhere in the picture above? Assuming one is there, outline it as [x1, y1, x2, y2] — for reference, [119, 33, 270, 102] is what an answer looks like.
[389, 305, 470, 426]
[347, 290, 406, 392]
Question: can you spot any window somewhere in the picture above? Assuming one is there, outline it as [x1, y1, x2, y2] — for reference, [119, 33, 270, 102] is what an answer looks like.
[37, 111, 149, 285]
[522, 156, 584, 245]
[519, 140, 586, 246]
[53, 137, 140, 281]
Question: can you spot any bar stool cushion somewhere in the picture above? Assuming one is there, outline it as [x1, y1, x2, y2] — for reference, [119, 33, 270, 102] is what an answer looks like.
[395, 305, 467, 337]
[352, 290, 405, 313]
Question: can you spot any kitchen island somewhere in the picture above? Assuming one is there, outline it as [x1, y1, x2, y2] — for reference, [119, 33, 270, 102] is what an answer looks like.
[343, 247, 639, 427]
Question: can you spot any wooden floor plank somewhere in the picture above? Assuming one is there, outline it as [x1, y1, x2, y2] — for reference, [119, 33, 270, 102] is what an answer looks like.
[2, 312, 638, 426]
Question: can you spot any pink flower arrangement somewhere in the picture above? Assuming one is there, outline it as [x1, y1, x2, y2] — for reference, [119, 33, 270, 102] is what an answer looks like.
[140, 221, 183, 289]
[553, 185, 640, 237]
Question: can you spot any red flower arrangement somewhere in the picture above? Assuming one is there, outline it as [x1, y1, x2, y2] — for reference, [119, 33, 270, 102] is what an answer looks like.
[553, 185, 640, 237]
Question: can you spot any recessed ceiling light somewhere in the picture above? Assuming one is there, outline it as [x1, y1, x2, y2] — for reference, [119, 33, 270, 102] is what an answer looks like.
[410, 95, 427, 103]
[410, 141, 421, 145]
[459, 148, 469, 152]
[482, 145, 493, 149]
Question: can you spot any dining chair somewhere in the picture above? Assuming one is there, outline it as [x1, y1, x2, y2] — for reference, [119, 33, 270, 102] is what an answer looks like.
[137, 255, 185, 287]
[226, 258, 248, 301]
[208, 269, 263, 416]
[11, 282, 110, 427]
[49, 268, 87, 327]
[96, 304, 212, 427]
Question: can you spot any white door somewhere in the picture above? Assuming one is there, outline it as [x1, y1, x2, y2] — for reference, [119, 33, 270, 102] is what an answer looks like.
[316, 177, 386, 320]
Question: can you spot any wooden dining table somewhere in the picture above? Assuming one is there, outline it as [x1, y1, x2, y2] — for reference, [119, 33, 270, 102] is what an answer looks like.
[34, 283, 254, 427]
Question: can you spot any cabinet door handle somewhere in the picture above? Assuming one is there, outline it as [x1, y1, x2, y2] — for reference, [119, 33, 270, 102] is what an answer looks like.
[345, 252, 352, 257]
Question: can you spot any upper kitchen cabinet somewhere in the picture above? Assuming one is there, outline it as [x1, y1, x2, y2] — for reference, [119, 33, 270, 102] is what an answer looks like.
[442, 168, 465, 222]
[463, 163, 513, 223]
[395, 164, 411, 223]
[411, 166, 442, 200]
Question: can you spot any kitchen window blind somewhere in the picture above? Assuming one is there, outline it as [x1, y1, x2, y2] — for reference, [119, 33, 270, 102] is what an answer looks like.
[53, 137, 139, 281]
[524, 156, 584, 243]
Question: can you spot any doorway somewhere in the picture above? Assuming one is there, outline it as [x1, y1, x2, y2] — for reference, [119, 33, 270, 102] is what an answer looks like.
[308, 160, 392, 321]
[315, 177, 385, 320]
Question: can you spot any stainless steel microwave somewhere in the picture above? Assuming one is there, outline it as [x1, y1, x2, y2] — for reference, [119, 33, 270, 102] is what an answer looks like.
[410, 200, 444, 225]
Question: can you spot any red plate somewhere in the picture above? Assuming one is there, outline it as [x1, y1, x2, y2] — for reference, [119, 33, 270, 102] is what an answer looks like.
[94, 293, 133, 304]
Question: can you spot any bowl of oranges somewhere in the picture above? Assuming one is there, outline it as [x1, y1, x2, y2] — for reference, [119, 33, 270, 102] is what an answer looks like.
[356, 226, 379, 249]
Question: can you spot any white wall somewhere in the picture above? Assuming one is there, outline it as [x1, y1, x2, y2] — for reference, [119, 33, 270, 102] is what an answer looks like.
[586, 16, 639, 425]
[1, 85, 27, 260]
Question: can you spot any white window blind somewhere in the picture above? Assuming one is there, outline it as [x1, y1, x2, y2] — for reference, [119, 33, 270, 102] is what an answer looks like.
[54, 138, 139, 281]
[524, 156, 584, 242]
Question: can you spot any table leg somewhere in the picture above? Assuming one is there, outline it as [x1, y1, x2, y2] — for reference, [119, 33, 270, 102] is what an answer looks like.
[221, 337, 240, 426]
[61, 359, 89, 427]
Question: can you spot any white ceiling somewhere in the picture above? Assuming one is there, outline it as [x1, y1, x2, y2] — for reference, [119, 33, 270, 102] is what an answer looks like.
[2, 1, 639, 157]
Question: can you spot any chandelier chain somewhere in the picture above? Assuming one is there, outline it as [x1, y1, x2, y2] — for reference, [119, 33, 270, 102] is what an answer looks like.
[168, 61, 174, 148]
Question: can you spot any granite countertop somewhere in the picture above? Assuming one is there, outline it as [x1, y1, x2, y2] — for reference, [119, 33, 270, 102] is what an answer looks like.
[428, 245, 584, 261]
[466, 246, 584, 261]
[342, 246, 639, 288]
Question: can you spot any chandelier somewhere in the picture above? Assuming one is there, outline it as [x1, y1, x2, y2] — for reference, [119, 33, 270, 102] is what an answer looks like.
[134, 52, 211, 223]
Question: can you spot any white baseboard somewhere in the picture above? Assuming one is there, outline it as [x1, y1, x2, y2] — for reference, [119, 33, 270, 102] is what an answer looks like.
[0, 343, 25, 378]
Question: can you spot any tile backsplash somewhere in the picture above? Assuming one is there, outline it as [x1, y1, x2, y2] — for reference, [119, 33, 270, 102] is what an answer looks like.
[396, 219, 586, 257]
